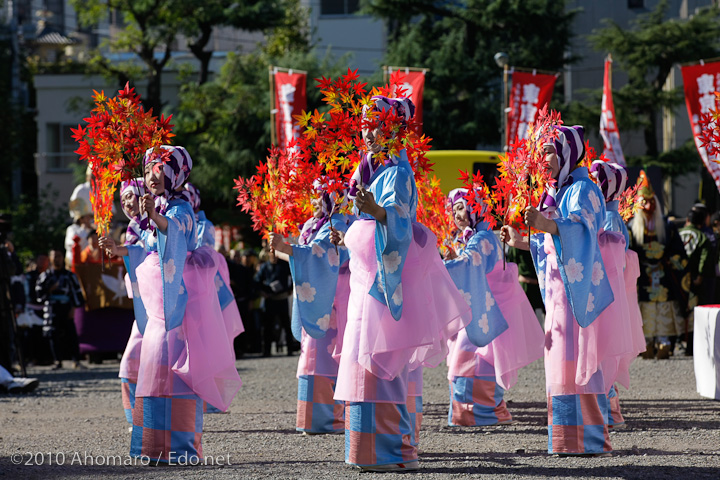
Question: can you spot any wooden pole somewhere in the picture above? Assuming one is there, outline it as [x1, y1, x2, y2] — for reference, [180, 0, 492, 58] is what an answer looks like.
[269, 66, 276, 146]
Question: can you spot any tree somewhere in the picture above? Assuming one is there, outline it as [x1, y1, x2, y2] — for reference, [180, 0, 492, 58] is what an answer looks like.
[589, 0, 720, 157]
[364, 0, 578, 149]
[72, 0, 291, 113]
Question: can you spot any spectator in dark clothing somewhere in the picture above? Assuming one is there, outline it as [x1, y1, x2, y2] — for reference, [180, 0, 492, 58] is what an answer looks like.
[255, 248, 295, 357]
[36, 250, 85, 369]
[228, 249, 262, 357]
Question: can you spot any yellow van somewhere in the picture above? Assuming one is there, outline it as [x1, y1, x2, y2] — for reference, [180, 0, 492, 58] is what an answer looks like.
[425, 150, 502, 194]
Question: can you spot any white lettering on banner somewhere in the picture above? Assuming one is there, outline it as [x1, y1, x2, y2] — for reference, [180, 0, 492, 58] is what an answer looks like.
[692, 114, 701, 135]
[700, 93, 715, 114]
[517, 122, 528, 140]
[697, 74, 715, 95]
[279, 83, 297, 145]
[402, 82, 414, 97]
[520, 103, 537, 122]
[522, 83, 540, 104]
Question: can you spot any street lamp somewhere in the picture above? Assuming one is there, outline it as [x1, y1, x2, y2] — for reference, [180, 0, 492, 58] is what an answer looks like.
[494, 52, 510, 151]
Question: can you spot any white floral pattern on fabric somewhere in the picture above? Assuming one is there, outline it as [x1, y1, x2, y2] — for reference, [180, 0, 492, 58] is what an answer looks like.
[164, 259, 176, 283]
[131, 281, 140, 298]
[581, 208, 595, 228]
[392, 284, 403, 306]
[376, 273, 384, 294]
[538, 271, 545, 291]
[214, 275, 223, 292]
[311, 243, 326, 258]
[589, 191, 601, 213]
[481, 239, 493, 256]
[569, 213, 582, 223]
[485, 291, 495, 310]
[383, 251, 402, 274]
[316, 314, 331, 332]
[394, 200, 410, 218]
[405, 174, 412, 197]
[478, 313, 489, 334]
[591, 261, 604, 286]
[327, 247, 339, 267]
[458, 289, 472, 307]
[178, 283, 185, 295]
[565, 258, 584, 284]
[586, 292, 595, 313]
[172, 216, 186, 233]
[471, 250, 483, 267]
[147, 235, 157, 248]
[297, 282, 316, 302]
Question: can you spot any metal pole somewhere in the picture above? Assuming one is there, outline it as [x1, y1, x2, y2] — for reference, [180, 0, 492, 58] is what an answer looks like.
[502, 64, 509, 151]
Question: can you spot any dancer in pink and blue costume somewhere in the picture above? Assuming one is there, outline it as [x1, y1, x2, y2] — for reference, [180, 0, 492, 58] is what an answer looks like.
[444, 188, 544, 427]
[101, 146, 241, 463]
[271, 182, 352, 434]
[590, 160, 645, 428]
[501, 125, 632, 456]
[331, 96, 471, 471]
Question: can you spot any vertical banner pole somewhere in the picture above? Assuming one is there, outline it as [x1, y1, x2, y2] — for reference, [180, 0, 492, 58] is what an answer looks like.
[269, 66, 276, 146]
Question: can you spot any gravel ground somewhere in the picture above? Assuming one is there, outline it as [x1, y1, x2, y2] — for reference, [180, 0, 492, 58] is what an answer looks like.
[1, 350, 719, 479]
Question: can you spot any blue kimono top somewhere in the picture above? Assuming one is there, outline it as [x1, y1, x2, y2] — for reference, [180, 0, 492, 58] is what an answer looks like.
[196, 210, 216, 249]
[289, 213, 351, 341]
[530, 167, 615, 328]
[356, 149, 416, 321]
[444, 229, 509, 347]
[603, 200, 629, 251]
[124, 198, 232, 334]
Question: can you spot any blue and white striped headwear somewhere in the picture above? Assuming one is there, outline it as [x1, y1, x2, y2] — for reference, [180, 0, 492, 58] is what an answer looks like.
[184, 182, 201, 212]
[539, 125, 585, 213]
[144, 145, 193, 213]
[590, 160, 627, 203]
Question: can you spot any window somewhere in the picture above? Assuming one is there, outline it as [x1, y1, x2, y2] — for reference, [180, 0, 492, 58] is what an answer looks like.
[320, 0, 360, 16]
[46, 123, 77, 172]
[628, 0, 644, 9]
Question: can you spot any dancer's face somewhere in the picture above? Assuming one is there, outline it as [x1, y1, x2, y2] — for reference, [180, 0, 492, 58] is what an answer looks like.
[311, 197, 324, 219]
[544, 144, 560, 179]
[453, 202, 471, 230]
[144, 162, 164, 196]
[362, 124, 383, 154]
[122, 191, 140, 218]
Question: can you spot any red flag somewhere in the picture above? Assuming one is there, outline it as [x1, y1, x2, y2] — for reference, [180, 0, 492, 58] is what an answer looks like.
[274, 70, 307, 148]
[396, 70, 425, 131]
[681, 61, 720, 193]
[506, 71, 557, 147]
[600, 57, 626, 166]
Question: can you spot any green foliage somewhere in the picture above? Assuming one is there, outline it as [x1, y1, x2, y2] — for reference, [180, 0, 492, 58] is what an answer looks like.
[1, 188, 69, 265]
[626, 140, 702, 178]
[588, 0, 720, 156]
[173, 47, 349, 216]
[364, 0, 577, 149]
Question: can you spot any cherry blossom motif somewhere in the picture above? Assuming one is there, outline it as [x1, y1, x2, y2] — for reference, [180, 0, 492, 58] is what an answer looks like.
[591, 261, 604, 286]
[581, 208, 595, 228]
[383, 251, 402, 274]
[405, 175, 413, 197]
[458, 289, 472, 306]
[297, 282, 316, 302]
[485, 291, 495, 311]
[376, 273, 385, 294]
[589, 191, 601, 213]
[478, 313, 489, 334]
[131, 281, 141, 298]
[164, 258, 176, 283]
[214, 274, 223, 292]
[565, 258, 584, 284]
[392, 284, 403, 306]
[586, 292, 595, 313]
[312, 243, 326, 258]
[178, 283, 185, 295]
[471, 250, 483, 266]
[327, 247, 340, 267]
[316, 314, 331, 332]
[481, 239, 493, 256]
[569, 213, 582, 223]
[538, 271, 545, 291]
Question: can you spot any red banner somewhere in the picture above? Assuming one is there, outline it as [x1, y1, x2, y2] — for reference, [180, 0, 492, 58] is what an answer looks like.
[600, 58, 626, 166]
[389, 69, 426, 132]
[274, 70, 307, 148]
[681, 61, 720, 193]
[506, 71, 557, 147]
